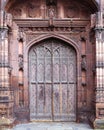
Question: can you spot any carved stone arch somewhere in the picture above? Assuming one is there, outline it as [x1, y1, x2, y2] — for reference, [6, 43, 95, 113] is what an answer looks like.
[28, 36, 79, 121]
[26, 33, 80, 56]
[24, 34, 81, 118]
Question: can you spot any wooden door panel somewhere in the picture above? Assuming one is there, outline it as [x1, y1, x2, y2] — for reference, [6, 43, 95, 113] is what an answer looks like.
[45, 50, 52, 83]
[37, 84, 45, 114]
[45, 84, 52, 115]
[53, 84, 60, 114]
[61, 63, 68, 82]
[30, 84, 52, 120]
[61, 84, 68, 114]
[53, 84, 76, 121]
[67, 84, 76, 121]
[53, 50, 60, 83]
[30, 84, 37, 118]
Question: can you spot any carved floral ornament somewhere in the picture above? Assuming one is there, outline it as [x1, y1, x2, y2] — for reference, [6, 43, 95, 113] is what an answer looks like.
[17, 25, 86, 44]
[11, 8, 22, 18]
[5, 0, 98, 13]
[65, 6, 79, 18]
[11, 5, 79, 19]
[27, 2, 40, 18]
[18, 26, 86, 33]
[8, 0, 96, 19]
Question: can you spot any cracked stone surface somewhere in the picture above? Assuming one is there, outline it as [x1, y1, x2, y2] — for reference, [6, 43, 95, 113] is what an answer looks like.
[12, 122, 93, 130]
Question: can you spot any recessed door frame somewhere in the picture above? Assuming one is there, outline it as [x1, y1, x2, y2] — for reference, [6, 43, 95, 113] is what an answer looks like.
[23, 34, 81, 122]
[27, 36, 79, 120]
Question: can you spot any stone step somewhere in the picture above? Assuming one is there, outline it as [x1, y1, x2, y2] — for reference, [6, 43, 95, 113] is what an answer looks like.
[12, 122, 93, 130]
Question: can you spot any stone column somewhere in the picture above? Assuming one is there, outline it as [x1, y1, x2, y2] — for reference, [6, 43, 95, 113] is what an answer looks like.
[0, 0, 14, 125]
[94, 0, 104, 128]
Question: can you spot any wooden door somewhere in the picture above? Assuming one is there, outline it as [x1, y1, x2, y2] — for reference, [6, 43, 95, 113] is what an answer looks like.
[29, 38, 76, 121]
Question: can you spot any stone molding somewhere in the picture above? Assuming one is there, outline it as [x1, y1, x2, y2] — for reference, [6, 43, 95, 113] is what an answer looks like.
[14, 18, 90, 28]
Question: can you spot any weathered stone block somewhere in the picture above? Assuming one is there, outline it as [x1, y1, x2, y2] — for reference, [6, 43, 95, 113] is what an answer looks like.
[94, 119, 104, 129]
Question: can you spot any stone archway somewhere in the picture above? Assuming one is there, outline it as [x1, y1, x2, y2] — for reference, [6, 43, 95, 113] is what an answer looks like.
[28, 38, 77, 121]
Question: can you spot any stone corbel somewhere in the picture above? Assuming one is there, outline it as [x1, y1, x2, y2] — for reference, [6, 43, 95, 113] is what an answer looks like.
[49, 18, 54, 28]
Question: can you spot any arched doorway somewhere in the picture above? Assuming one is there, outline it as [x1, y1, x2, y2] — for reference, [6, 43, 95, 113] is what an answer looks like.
[29, 38, 77, 121]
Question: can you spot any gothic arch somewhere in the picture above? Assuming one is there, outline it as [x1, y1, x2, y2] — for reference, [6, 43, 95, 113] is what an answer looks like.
[28, 36, 78, 121]
[23, 34, 81, 113]
[26, 33, 80, 56]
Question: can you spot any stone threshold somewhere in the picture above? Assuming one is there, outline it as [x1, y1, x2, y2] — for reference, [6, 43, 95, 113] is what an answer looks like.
[12, 122, 93, 130]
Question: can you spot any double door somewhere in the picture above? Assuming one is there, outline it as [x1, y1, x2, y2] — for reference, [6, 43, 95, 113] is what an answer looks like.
[29, 39, 76, 121]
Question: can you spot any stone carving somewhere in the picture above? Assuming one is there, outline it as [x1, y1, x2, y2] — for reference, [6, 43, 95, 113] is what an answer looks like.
[28, 3, 40, 18]
[18, 27, 26, 42]
[46, 0, 57, 6]
[80, 7, 90, 18]
[48, 6, 56, 26]
[65, 6, 78, 18]
[81, 55, 87, 71]
[12, 8, 22, 18]
[18, 55, 23, 70]
[47, 0, 57, 20]
[24, 27, 82, 44]
[49, 6, 55, 18]
[26, 34, 40, 43]
[6, 13, 13, 27]
[21, 27, 85, 33]
[91, 14, 96, 28]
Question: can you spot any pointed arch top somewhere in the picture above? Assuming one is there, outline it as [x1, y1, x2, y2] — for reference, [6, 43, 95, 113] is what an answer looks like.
[26, 33, 80, 56]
